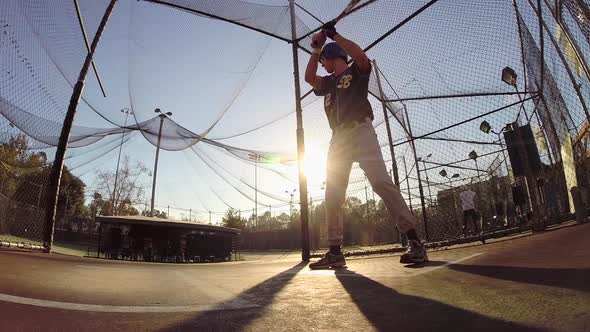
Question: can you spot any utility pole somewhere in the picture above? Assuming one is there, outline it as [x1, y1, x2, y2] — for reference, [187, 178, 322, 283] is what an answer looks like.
[285, 189, 296, 223]
[150, 108, 172, 217]
[248, 153, 261, 228]
[112, 107, 132, 216]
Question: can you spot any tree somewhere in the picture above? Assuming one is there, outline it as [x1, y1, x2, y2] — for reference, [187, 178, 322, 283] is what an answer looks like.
[141, 209, 167, 219]
[0, 134, 47, 198]
[222, 208, 246, 230]
[95, 155, 148, 216]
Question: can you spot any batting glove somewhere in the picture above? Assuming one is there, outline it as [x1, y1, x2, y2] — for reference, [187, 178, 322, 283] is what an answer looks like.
[322, 20, 338, 40]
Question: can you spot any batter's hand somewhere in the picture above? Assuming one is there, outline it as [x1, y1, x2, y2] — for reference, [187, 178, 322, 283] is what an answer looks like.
[312, 31, 326, 49]
[322, 20, 337, 40]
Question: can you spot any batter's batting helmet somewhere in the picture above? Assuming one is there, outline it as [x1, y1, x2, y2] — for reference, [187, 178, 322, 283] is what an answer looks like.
[319, 42, 348, 62]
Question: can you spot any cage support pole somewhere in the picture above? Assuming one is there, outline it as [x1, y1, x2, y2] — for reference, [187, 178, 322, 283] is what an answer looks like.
[289, 0, 310, 261]
[373, 60, 401, 187]
[43, 0, 118, 253]
[404, 107, 430, 241]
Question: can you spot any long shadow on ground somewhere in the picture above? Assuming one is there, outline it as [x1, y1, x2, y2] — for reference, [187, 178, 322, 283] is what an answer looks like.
[336, 269, 545, 332]
[448, 264, 590, 293]
[160, 262, 307, 331]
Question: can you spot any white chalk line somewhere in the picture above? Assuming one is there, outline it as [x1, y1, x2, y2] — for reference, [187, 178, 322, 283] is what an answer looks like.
[0, 293, 257, 313]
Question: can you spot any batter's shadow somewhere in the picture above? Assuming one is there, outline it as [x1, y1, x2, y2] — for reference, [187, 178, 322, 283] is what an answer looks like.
[334, 269, 544, 332]
[402, 260, 447, 268]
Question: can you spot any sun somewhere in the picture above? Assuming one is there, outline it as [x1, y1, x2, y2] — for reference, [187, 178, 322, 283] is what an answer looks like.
[302, 145, 327, 187]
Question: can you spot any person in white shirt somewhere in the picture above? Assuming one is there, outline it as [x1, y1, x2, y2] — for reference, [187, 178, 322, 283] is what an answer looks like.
[459, 189, 480, 236]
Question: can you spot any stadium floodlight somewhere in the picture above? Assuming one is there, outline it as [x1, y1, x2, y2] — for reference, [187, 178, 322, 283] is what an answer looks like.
[439, 169, 447, 177]
[155, 108, 172, 116]
[469, 150, 478, 160]
[452, 173, 460, 178]
[480, 120, 492, 134]
[502, 66, 517, 87]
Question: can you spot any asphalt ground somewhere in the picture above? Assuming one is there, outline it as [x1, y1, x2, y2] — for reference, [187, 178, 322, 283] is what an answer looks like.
[0, 222, 588, 331]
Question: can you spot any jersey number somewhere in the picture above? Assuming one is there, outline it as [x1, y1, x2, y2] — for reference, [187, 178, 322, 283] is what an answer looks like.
[337, 74, 353, 89]
[325, 93, 332, 107]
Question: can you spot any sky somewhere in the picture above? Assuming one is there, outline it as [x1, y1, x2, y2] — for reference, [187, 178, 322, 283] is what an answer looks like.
[3, 0, 583, 224]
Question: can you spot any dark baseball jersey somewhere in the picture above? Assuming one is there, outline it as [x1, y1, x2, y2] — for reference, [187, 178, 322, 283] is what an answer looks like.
[313, 61, 374, 130]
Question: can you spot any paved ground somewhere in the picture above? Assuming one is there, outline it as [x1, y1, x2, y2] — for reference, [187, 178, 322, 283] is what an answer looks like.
[0, 222, 588, 332]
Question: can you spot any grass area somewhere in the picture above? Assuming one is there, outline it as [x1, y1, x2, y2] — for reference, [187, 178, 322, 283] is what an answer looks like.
[52, 241, 97, 257]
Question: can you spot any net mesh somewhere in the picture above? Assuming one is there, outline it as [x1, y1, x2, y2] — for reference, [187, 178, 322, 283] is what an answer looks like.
[1, 0, 589, 253]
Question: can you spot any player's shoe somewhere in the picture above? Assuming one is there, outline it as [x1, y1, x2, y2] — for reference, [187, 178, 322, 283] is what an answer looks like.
[309, 251, 346, 269]
[400, 240, 428, 264]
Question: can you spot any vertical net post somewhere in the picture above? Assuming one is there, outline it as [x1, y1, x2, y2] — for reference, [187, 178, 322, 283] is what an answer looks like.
[43, 0, 118, 253]
[404, 108, 430, 241]
[373, 60, 400, 187]
[289, 0, 310, 261]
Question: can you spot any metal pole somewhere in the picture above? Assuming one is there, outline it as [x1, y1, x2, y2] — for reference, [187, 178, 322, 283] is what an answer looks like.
[289, 0, 310, 261]
[403, 157, 413, 210]
[255, 158, 258, 228]
[209, 211, 211, 225]
[527, 0, 590, 121]
[405, 108, 430, 240]
[290, 194, 293, 220]
[43, 0, 118, 253]
[150, 114, 165, 217]
[496, 132, 511, 177]
[112, 108, 130, 216]
[538, 0, 545, 93]
[189, 208, 192, 222]
[373, 60, 400, 187]
[543, 0, 590, 84]
[365, 181, 370, 224]
[423, 160, 433, 206]
[97, 220, 102, 258]
[167, 205, 170, 218]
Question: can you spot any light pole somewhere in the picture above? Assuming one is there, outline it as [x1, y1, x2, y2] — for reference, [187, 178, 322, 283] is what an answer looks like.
[480, 120, 511, 180]
[150, 108, 172, 217]
[501, 66, 554, 166]
[402, 156, 413, 210]
[417, 153, 433, 206]
[364, 175, 371, 225]
[439, 169, 461, 232]
[469, 150, 481, 183]
[248, 152, 261, 228]
[439, 169, 460, 188]
[285, 189, 296, 222]
[112, 107, 132, 216]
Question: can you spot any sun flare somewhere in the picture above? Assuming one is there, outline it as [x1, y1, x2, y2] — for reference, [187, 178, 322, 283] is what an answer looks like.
[302, 145, 327, 187]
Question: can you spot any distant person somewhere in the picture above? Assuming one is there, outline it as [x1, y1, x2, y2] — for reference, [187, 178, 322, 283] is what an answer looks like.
[459, 188, 480, 236]
[305, 23, 427, 269]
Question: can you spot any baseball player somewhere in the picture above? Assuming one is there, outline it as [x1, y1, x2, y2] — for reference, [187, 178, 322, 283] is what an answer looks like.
[305, 23, 428, 269]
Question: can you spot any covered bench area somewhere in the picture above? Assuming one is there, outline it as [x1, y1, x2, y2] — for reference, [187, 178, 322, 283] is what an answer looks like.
[96, 216, 240, 263]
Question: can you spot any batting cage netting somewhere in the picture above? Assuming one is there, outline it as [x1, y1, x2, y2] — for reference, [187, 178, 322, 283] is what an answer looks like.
[1, 0, 589, 258]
